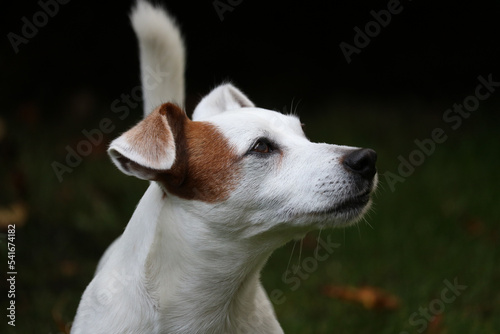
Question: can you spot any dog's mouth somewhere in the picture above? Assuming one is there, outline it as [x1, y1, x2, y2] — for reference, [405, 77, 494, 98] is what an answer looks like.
[330, 189, 371, 214]
[311, 187, 373, 223]
[325, 189, 371, 213]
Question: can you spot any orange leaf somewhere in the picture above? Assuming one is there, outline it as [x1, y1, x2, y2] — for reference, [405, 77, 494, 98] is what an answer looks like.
[0, 116, 5, 141]
[52, 304, 72, 334]
[322, 285, 400, 310]
[426, 313, 445, 334]
[59, 260, 79, 277]
[464, 217, 485, 236]
[0, 202, 28, 229]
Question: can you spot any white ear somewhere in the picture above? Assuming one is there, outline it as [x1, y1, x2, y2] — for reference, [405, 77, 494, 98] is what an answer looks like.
[108, 103, 183, 180]
[192, 83, 255, 121]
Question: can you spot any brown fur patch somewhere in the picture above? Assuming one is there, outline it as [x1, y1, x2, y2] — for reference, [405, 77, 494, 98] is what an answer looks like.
[156, 103, 240, 203]
[124, 105, 175, 169]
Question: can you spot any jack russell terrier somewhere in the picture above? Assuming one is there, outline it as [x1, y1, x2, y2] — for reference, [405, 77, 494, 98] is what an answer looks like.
[72, 1, 378, 333]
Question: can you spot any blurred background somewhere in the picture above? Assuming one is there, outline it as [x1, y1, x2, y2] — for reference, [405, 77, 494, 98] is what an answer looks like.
[1, 0, 499, 333]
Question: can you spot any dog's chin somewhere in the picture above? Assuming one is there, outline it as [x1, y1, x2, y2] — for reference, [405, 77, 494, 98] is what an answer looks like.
[312, 191, 373, 228]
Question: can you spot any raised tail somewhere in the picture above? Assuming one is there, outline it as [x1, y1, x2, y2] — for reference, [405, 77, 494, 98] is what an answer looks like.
[130, 1, 185, 117]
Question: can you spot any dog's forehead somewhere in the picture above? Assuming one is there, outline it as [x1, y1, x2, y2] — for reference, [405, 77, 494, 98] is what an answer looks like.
[204, 107, 305, 148]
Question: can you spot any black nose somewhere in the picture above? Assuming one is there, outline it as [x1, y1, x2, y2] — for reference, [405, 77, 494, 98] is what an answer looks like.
[342, 148, 377, 180]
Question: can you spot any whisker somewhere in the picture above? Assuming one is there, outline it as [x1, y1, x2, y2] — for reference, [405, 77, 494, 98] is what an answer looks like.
[316, 228, 323, 252]
[356, 222, 362, 240]
[296, 236, 304, 270]
[286, 240, 298, 274]
[363, 216, 375, 230]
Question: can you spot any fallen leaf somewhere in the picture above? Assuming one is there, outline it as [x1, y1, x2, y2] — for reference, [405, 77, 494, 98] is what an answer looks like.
[0, 116, 5, 141]
[59, 260, 79, 277]
[18, 102, 40, 127]
[426, 313, 445, 334]
[322, 285, 400, 310]
[0, 202, 28, 229]
[464, 217, 485, 236]
[52, 304, 71, 334]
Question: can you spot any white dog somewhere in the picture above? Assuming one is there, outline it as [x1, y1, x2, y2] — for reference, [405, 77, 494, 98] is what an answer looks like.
[72, 1, 378, 333]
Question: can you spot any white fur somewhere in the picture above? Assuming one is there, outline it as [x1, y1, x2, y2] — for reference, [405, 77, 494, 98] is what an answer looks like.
[192, 83, 255, 121]
[72, 2, 377, 333]
[107, 133, 176, 177]
[131, 0, 185, 114]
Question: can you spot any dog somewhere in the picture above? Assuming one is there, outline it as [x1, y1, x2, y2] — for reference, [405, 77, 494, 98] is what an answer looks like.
[71, 1, 378, 333]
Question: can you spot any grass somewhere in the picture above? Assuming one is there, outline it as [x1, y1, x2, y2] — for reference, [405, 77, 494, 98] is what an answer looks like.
[1, 95, 499, 333]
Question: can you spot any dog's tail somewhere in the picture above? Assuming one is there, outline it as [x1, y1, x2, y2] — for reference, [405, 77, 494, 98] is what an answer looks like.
[131, 1, 185, 117]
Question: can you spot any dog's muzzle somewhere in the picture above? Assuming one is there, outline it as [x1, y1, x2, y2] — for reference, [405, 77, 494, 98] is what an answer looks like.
[336, 148, 378, 215]
[342, 148, 377, 181]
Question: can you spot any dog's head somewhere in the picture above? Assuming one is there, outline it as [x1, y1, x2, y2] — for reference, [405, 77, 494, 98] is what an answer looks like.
[108, 84, 377, 238]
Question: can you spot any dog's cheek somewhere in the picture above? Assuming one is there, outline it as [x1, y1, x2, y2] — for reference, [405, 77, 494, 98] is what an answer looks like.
[158, 121, 241, 203]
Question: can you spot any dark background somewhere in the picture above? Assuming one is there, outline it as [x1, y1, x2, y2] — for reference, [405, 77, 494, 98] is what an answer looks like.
[2, 0, 499, 116]
[1, 1, 500, 333]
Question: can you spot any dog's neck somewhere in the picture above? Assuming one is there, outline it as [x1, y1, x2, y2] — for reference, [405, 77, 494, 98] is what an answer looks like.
[125, 183, 287, 333]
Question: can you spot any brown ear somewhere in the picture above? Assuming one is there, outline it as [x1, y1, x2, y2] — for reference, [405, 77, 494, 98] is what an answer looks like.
[108, 103, 186, 180]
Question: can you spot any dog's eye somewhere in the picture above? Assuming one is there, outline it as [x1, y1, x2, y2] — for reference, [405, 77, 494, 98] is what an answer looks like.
[250, 139, 274, 154]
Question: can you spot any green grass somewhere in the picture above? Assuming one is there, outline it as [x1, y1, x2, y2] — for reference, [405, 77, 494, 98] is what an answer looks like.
[1, 96, 499, 333]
